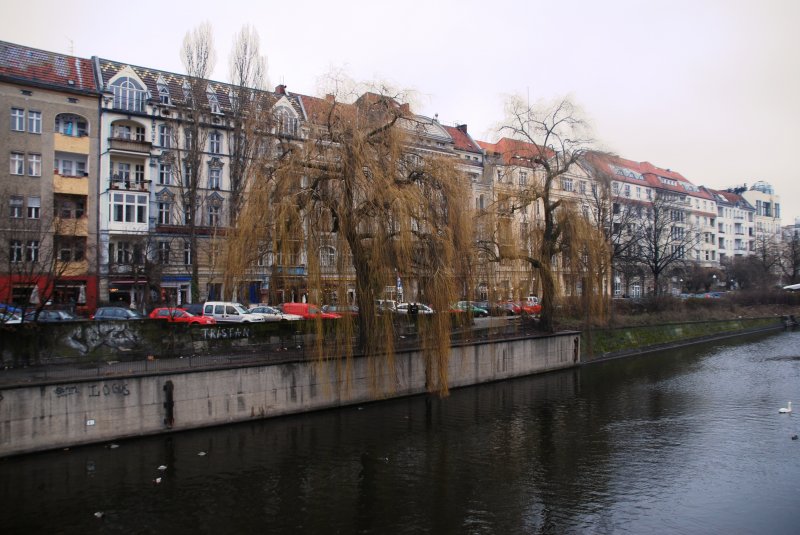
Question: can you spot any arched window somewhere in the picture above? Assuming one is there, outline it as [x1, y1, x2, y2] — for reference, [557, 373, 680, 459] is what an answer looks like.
[275, 107, 298, 137]
[110, 76, 146, 112]
[54, 113, 88, 137]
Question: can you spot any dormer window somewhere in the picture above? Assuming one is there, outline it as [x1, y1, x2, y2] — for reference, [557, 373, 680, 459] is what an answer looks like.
[158, 84, 170, 105]
[207, 85, 221, 114]
[228, 89, 239, 110]
[275, 107, 298, 137]
[110, 76, 146, 112]
[182, 80, 192, 102]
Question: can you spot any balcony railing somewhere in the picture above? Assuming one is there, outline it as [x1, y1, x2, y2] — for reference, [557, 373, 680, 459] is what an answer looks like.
[109, 177, 151, 192]
[108, 137, 152, 153]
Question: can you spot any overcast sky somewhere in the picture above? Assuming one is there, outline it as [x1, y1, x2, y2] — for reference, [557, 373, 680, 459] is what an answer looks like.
[6, 0, 799, 223]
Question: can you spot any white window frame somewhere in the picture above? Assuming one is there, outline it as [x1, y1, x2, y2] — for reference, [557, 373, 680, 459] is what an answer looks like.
[208, 204, 221, 226]
[10, 152, 24, 175]
[158, 163, 172, 185]
[10, 240, 23, 263]
[26, 240, 39, 262]
[158, 202, 171, 225]
[209, 167, 221, 189]
[158, 124, 172, 148]
[27, 111, 41, 134]
[28, 154, 41, 177]
[11, 108, 24, 131]
[209, 132, 221, 154]
[111, 193, 147, 223]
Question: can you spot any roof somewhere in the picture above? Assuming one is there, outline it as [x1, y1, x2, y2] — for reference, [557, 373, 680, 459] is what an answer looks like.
[704, 187, 755, 210]
[442, 125, 482, 154]
[97, 58, 304, 117]
[477, 138, 556, 167]
[584, 151, 713, 201]
[0, 40, 98, 94]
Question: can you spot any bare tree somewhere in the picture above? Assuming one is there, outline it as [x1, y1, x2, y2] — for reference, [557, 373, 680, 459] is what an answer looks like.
[227, 25, 270, 226]
[633, 190, 702, 296]
[780, 229, 800, 285]
[484, 96, 599, 331]
[167, 22, 217, 302]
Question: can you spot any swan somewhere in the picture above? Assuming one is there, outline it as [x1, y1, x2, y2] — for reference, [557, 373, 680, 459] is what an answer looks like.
[779, 401, 792, 414]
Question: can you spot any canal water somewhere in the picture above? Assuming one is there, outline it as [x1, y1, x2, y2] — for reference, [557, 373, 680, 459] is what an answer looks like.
[2, 330, 800, 534]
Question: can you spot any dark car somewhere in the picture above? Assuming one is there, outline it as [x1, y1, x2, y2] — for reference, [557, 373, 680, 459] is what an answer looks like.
[24, 309, 80, 322]
[91, 307, 146, 320]
[321, 304, 360, 316]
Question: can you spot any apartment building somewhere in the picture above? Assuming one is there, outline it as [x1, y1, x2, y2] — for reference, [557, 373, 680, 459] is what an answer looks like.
[0, 41, 100, 312]
[705, 188, 755, 263]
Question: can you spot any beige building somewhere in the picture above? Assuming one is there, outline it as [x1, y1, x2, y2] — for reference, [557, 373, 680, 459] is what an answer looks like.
[0, 41, 100, 313]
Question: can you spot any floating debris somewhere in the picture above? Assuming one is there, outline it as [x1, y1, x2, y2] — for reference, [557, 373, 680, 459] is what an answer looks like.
[157, 465, 167, 471]
[198, 451, 208, 456]
[94, 512, 104, 519]
[108, 444, 119, 449]
[154, 477, 162, 484]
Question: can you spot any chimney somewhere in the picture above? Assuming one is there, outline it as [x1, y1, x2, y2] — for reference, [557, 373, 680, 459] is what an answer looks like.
[275, 84, 286, 95]
[457, 124, 468, 134]
[400, 103, 410, 115]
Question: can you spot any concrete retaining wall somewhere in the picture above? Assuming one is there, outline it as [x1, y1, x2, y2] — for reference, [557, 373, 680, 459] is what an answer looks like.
[0, 332, 579, 457]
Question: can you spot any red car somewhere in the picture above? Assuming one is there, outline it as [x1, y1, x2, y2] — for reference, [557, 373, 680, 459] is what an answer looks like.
[280, 302, 341, 319]
[149, 307, 216, 325]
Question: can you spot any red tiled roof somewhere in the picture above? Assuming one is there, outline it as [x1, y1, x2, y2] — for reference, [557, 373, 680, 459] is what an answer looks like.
[477, 137, 555, 166]
[0, 40, 98, 93]
[442, 125, 481, 154]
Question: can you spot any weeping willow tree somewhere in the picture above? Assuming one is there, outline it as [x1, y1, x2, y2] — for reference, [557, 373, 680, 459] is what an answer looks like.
[479, 96, 607, 332]
[226, 85, 472, 396]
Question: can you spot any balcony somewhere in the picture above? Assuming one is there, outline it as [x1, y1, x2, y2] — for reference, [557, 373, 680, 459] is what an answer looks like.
[109, 177, 151, 192]
[54, 217, 88, 236]
[53, 172, 89, 195]
[108, 136, 152, 154]
[57, 259, 90, 277]
[54, 132, 90, 154]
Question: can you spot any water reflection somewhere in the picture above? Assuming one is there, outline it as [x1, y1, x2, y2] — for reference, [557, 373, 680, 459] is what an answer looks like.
[1, 330, 799, 534]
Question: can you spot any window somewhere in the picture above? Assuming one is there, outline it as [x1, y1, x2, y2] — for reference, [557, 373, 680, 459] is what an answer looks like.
[158, 202, 171, 225]
[562, 178, 573, 192]
[10, 152, 24, 175]
[26, 240, 39, 262]
[54, 114, 88, 137]
[27, 111, 41, 134]
[56, 237, 85, 262]
[110, 241, 131, 263]
[207, 89, 221, 114]
[276, 108, 298, 136]
[184, 128, 193, 150]
[28, 154, 41, 176]
[10, 240, 22, 263]
[134, 164, 145, 185]
[623, 184, 631, 197]
[55, 157, 87, 177]
[158, 163, 172, 185]
[111, 77, 146, 112]
[11, 108, 24, 131]
[519, 171, 528, 186]
[496, 169, 503, 183]
[9, 196, 23, 218]
[158, 241, 170, 264]
[158, 125, 172, 148]
[208, 204, 221, 226]
[209, 167, 221, 189]
[579, 181, 587, 194]
[56, 196, 85, 218]
[209, 132, 221, 154]
[111, 193, 147, 223]
[27, 197, 40, 219]
[320, 246, 336, 268]
[183, 241, 191, 265]
[158, 83, 170, 105]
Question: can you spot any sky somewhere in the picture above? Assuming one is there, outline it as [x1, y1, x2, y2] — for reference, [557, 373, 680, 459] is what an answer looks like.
[5, 0, 799, 223]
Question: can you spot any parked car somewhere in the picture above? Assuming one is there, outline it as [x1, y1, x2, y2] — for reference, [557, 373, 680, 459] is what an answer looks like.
[179, 303, 205, 316]
[280, 302, 341, 319]
[23, 309, 80, 322]
[248, 305, 303, 321]
[203, 301, 265, 323]
[91, 307, 146, 320]
[149, 307, 216, 325]
[395, 302, 434, 315]
[375, 300, 397, 314]
[453, 301, 489, 317]
[321, 304, 360, 316]
[473, 301, 515, 316]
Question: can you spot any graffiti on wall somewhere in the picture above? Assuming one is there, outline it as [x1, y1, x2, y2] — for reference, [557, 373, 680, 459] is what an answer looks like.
[54, 382, 130, 399]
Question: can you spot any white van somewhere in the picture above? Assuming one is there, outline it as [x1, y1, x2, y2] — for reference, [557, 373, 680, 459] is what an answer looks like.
[203, 301, 265, 323]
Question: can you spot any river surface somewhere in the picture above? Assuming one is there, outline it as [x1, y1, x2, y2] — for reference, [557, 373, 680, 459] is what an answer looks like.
[2, 330, 800, 534]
